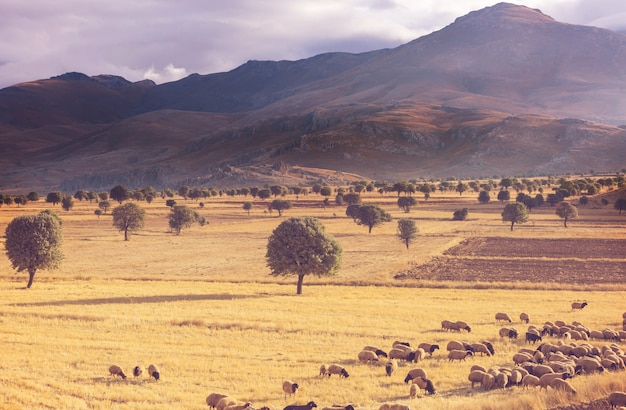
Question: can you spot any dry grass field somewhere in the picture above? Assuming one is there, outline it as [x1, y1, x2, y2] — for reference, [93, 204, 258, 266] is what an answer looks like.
[0, 187, 625, 409]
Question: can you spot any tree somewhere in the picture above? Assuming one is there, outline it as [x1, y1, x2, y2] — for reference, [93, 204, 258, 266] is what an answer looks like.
[497, 190, 510, 202]
[5, 212, 63, 288]
[98, 200, 111, 214]
[355, 205, 392, 233]
[478, 191, 490, 204]
[61, 196, 74, 212]
[319, 186, 332, 198]
[166, 199, 177, 208]
[269, 199, 292, 216]
[270, 185, 287, 197]
[346, 204, 361, 221]
[243, 202, 252, 215]
[501, 202, 528, 231]
[27, 192, 40, 202]
[555, 202, 578, 227]
[397, 196, 417, 213]
[343, 193, 361, 206]
[456, 182, 468, 196]
[94, 209, 103, 219]
[110, 185, 130, 204]
[258, 189, 271, 200]
[46, 192, 63, 206]
[168, 205, 205, 234]
[579, 195, 589, 207]
[266, 217, 342, 295]
[178, 185, 190, 200]
[397, 219, 418, 249]
[453, 208, 469, 220]
[499, 178, 513, 190]
[112, 203, 145, 241]
[614, 197, 626, 215]
[74, 190, 87, 201]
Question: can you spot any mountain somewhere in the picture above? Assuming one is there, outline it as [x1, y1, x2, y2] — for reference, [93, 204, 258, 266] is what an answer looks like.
[1, 2, 625, 192]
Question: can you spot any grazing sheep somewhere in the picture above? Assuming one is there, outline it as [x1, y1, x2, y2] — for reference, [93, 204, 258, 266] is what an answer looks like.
[470, 364, 487, 373]
[283, 381, 299, 399]
[132, 365, 143, 378]
[393, 341, 411, 348]
[455, 320, 472, 332]
[495, 312, 513, 323]
[358, 350, 379, 363]
[391, 343, 413, 353]
[388, 348, 411, 361]
[494, 372, 508, 389]
[482, 373, 495, 391]
[385, 360, 398, 376]
[470, 343, 492, 357]
[411, 376, 436, 395]
[284, 401, 318, 410]
[413, 348, 426, 362]
[531, 365, 555, 378]
[481, 340, 495, 356]
[363, 346, 388, 358]
[206, 393, 229, 409]
[404, 368, 427, 384]
[499, 327, 518, 339]
[108, 365, 127, 379]
[441, 320, 459, 332]
[224, 403, 252, 410]
[468, 370, 488, 388]
[520, 312, 530, 323]
[326, 364, 349, 378]
[409, 383, 420, 399]
[571, 301, 588, 311]
[378, 404, 410, 410]
[512, 352, 534, 366]
[522, 374, 540, 389]
[448, 349, 473, 362]
[608, 392, 626, 409]
[538, 372, 572, 390]
[319, 364, 328, 377]
[576, 357, 604, 374]
[321, 406, 354, 410]
[509, 369, 524, 386]
[216, 397, 238, 410]
[549, 378, 577, 395]
[148, 364, 160, 381]
[417, 343, 440, 356]
[525, 332, 542, 344]
[446, 340, 471, 352]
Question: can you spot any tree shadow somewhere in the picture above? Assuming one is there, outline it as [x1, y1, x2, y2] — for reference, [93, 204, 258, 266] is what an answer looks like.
[13, 293, 266, 307]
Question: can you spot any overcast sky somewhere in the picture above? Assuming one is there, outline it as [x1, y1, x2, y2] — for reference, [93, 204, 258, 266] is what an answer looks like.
[1, 0, 625, 89]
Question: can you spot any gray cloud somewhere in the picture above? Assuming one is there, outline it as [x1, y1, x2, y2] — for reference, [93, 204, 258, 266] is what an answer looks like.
[0, 0, 624, 89]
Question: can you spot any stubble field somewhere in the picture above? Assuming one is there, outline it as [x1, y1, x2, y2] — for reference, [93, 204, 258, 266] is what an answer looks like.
[0, 188, 625, 410]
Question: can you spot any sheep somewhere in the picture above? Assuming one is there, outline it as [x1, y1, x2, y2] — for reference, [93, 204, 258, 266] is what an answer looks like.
[216, 397, 238, 410]
[132, 365, 143, 378]
[393, 341, 411, 348]
[538, 372, 572, 390]
[363, 346, 388, 358]
[468, 370, 488, 388]
[520, 312, 530, 323]
[571, 301, 588, 311]
[512, 352, 534, 366]
[531, 365, 555, 378]
[409, 383, 420, 399]
[283, 381, 299, 399]
[494, 372, 508, 389]
[385, 359, 398, 376]
[321, 406, 354, 410]
[509, 369, 525, 386]
[455, 320, 472, 332]
[358, 350, 379, 363]
[206, 393, 229, 409]
[446, 340, 472, 352]
[576, 357, 604, 374]
[413, 348, 426, 362]
[448, 349, 473, 362]
[470, 364, 487, 373]
[608, 392, 626, 409]
[224, 403, 252, 410]
[326, 364, 349, 378]
[108, 365, 127, 379]
[481, 340, 495, 356]
[441, 320, 459, 331]
[495, 312, 513, 323]
[525, 332, 542, 344]
[378, 404, 410, 410]
[417, 343, 440, 356]
[482, 373, 495, 390]
[411, 376, 436, 395]
[499, 327, 518, 339]
[470, 343, 492, 357]
[284, 401, 317, 410]
[319, 364, 328, 377]
[549, 378, 577, 395]
[148, 364, 160, 381]
[388, 348, 411, 361]
[404, 368, 427, 384]
[522, 374, 540, 389]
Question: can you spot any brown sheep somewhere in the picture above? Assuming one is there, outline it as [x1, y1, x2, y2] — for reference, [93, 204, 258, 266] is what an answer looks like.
[378, 404, 409, 410]
[216, 396, 238, 410]
[549, 378, 577, 395]
[404, 368, 427, 383]
[319, 364, 328, 377]
[494, 372, 508, 389]
[108, 365, 127, 379]
[470, 343, 492, 357]
[441, 320, 460, 331]
[448, 349, 473, 362]
[385, 359, 398, 377]
[283, 381, 299, 399]
[522, 374, 540, 389]
[468, 370, 488, 388]
[609, 391, 626, 409]
[482, 373, 495, 390]
[206, 393, 229, 409]
[417, 343, 440, 356]
[495, 312, 512, 323]
[571, 301, 588, 310]
[411, 376, 436, 395]
[538, 372, 572, 390]
[455, 320, 472, 332]
[520, 312, 530, 323]
[326, 364, 349, 378]
[358, 350, 379, 363]
[148, 364, 160, 381]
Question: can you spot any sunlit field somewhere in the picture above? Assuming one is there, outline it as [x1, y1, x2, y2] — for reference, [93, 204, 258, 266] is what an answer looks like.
[0, 188, 625, 409]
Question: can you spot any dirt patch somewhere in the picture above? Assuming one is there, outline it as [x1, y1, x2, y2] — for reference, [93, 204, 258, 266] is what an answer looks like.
[397, 237, 626, 284]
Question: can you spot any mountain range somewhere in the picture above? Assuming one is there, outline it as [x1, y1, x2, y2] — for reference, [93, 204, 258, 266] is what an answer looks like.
[2, 2, 626, 192]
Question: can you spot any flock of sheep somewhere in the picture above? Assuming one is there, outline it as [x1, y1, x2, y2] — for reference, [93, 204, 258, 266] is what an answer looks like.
[109, 305, 626, 409]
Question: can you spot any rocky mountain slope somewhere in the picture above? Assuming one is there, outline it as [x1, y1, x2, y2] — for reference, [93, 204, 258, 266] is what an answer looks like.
[1, 2, 625, 192]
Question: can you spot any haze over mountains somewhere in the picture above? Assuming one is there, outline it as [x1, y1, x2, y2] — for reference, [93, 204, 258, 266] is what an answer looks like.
[2, 2, 626, 192]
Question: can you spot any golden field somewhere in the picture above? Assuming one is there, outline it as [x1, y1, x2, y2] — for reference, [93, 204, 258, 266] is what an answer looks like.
[0, 188, 625, 410]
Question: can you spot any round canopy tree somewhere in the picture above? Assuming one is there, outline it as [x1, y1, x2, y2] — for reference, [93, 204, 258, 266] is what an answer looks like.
[112, 203, 145, 240]
[501, 202, 529, 231]
[5, 212, 63, 288]
[555, 201, 578, 227]
[397, 218, 418, 249]
[266, 217, 342, 295]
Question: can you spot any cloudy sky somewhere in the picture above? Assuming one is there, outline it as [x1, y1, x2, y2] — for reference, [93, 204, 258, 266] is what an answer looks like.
[1, 0, 625, 89]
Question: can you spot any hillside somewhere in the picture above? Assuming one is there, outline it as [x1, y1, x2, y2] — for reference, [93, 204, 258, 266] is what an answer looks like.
[1, 2, 626, 192]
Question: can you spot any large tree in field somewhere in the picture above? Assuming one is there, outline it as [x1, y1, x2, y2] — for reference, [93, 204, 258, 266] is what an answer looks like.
[269, 199, 292, 216]
[397, 219, 418, 249]
[110, 185, 131, 204]
[5, 212, 63, 288]
[168, 205, 205, 234]
[478, 191, 490, 204]
[614, 197, 626, 215]
[501, 202, 528, 231]
[397, 196, 417, 213]
[112, 203, 145, 240]
[46, 191, 63, 206]
[266, 217, 341, 295]
[555, 201, 578, 227]
[355, 204, 391, 233]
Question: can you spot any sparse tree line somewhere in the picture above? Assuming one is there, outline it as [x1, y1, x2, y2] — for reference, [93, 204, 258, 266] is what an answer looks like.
[3, 174, 626, 290]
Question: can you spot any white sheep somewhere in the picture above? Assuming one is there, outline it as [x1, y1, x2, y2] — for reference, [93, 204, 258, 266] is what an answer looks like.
[576, 357, 604, 374]
[512, 352, 534, 366]
[468, 370, 488, 388]
[495, 312, 512, 323]
[509, 369, 525, 386]
[413, 348, 426, 362]
[538, 372, 572, 390]
[448, 349, 473, 362]
[531, 365, 555, 378]
[409, 383, 420, 399]
[363, 346, 388, 358]
[108, 364, 127, 379]
[385, 359, 398, 376]
[206, 393, 229, 409]
[148, 364, 160, 381]
[571, 301, 588, 310]
[608, 391, 626, 409]
[223, 402, 252, 410]
[470, 343, 491, 357]
[441, 320, 459, 331]
[549, 378, 577, 395]
[283, 380, 299, 399]
[494, 372, 508, 389]
[388, 348, 411, 361]
[455, 320, 471, 332]
[326, 364, 349, 378]
[358, 350, 379, 363]
[417, 343, 440, 356]
[520, 312, 530, 323]
[216, 396, 238, 410]
[521, 374, 540, 389]
[482, 373, 495, 390]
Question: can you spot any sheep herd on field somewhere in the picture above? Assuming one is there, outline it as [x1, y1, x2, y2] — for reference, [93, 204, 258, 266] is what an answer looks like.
[109, 304, 626, 410]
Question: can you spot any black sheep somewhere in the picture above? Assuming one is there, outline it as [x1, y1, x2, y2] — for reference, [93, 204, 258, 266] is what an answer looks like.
[283, 401, 317, 410]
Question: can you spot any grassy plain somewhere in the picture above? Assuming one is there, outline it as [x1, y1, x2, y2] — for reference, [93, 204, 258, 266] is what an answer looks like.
[0, 189, 625, 409]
